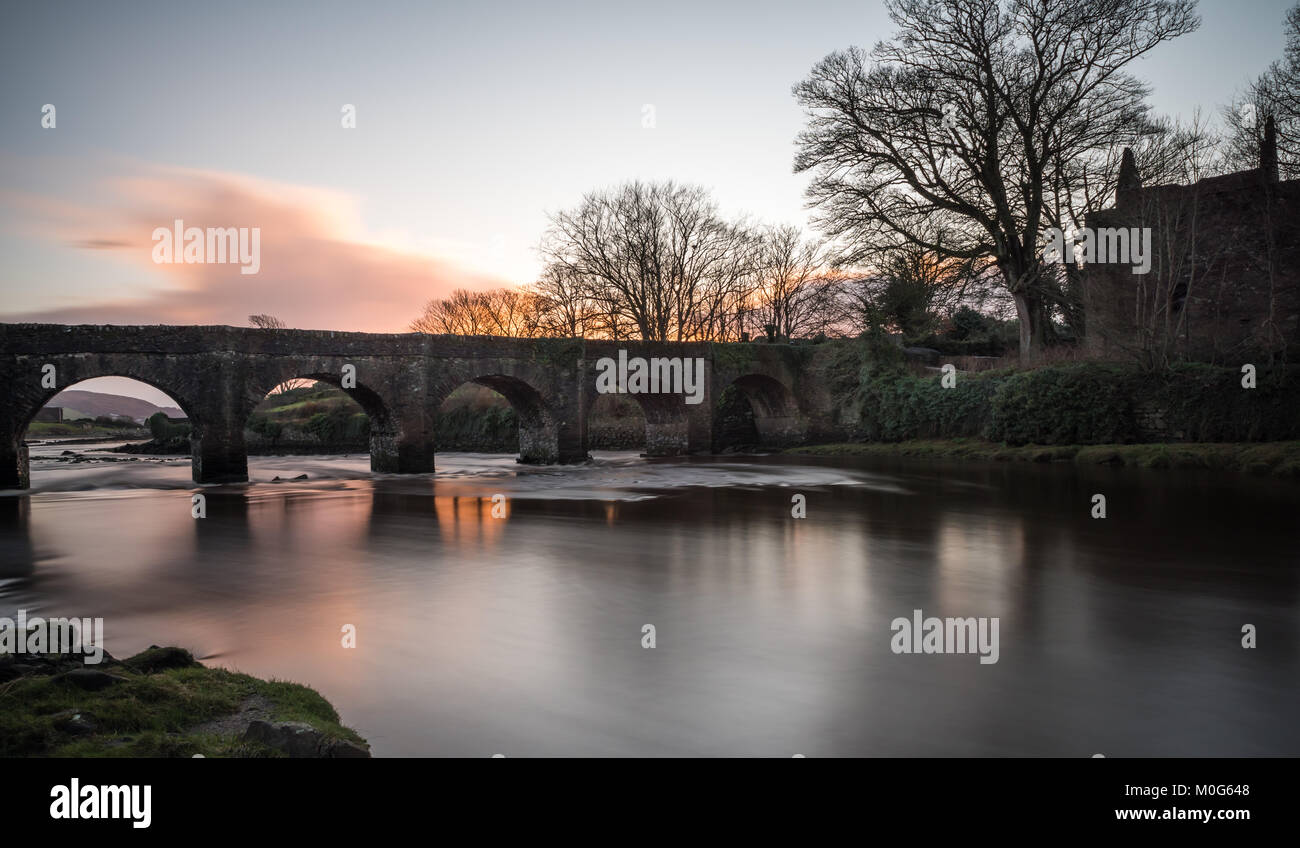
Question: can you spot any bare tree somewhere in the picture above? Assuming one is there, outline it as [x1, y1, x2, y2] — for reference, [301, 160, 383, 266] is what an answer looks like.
[410, 289, 491, 335]
[249, 314, 286, 329]
[410, 288, 544, 337]
[267, 378, 316, 395]
[530, 263, 593, 338]
[747, 226, 834, 340]
[793, 0, 1200, 359]
[543, 181, 759, 341]
[480, 288, 543, 338]
[1222, 3, 1300, 179]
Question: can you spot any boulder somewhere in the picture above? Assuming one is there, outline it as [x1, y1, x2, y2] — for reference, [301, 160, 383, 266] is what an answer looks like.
[52, 710, 98, 736]
[125, 646, 197, 673]
[244, 720, 370, 758]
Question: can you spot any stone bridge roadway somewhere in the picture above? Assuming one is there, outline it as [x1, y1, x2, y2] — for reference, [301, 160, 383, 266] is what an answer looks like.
[1, 324, 851, 489]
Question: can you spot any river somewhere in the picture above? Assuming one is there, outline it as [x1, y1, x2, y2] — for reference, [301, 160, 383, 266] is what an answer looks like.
[2, 441, 1297, 756]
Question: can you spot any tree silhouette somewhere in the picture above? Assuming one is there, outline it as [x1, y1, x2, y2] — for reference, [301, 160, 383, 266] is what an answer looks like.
[793, 0, 1199, 359]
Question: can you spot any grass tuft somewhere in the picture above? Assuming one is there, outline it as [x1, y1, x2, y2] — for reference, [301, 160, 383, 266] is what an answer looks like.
[0, 648, 366, 758]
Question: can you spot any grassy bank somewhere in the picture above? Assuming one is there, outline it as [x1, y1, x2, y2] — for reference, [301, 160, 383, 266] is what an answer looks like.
[27, 421, 147, 439]
[787, 439, 1300, 477]
[0, 647, 369, 758]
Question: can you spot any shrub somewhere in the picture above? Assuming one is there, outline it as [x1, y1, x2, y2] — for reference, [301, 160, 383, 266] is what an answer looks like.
[859, 372, 1001, 441]
[986, 364, 1139, 445]
[851, 359, 1300, 447]
[147, 412, 190, 440]
[1145, 363, 1300, 442]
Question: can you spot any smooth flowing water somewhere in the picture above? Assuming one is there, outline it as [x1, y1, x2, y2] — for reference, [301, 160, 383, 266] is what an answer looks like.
[2, 442, 1297, 757]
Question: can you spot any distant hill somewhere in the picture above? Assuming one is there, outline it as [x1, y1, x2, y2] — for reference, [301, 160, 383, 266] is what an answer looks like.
[44, 390, 183, 423]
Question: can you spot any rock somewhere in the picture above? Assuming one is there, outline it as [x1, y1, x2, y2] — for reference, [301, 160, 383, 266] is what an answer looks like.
[59, 669, 127, 691]
[244, 720, 370, 758]
[325, 739, 371, 758]
[52, 710, 98, 736]
[244, 720, 324, 757]
[125, 646, 197, 673]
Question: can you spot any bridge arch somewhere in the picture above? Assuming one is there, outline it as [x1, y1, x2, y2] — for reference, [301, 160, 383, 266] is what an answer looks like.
[713, 372, 808, 450]
[6, 366, 211, 489]
[586, 391, 691, 456]
[19, 374, 201, 435]
[433, 371, 563, 464]
[247, 368, 400, 472]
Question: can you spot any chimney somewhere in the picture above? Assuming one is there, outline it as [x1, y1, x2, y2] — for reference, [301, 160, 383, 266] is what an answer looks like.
[1262, 116, 1280, 183]
[1117, 147, 1142, 209]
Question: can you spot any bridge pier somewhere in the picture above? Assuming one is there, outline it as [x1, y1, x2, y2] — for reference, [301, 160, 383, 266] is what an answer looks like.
[641, 410, 690, 456]
[549, 393, 588, 464]
[638, 376, 714, 456]
[371, 402, 437, 474]
[371, 430, 437, 473]
[643, 425, 688, 456]
[191, 418, 249, 485]
[519, 412, 587, 464]
[1, 433, 28, 490]
[517, 417, 556, 464]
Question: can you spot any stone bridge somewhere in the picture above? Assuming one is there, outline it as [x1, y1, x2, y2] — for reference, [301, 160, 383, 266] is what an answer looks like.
[1, 324, 855, 489]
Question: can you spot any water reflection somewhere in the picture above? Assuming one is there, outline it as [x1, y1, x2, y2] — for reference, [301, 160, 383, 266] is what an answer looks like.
[1, 449, 1297, 756]
[0, 497, 35, 580]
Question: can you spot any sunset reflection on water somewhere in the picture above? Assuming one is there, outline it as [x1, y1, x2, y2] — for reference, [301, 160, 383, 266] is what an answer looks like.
[3, 449, 1298, 757]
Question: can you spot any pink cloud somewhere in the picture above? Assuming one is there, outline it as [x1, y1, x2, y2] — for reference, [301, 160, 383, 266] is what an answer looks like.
[2, 165, 512, 332]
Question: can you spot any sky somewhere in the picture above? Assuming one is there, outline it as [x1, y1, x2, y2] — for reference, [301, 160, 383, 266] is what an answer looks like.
[1, 0, 1295, 404]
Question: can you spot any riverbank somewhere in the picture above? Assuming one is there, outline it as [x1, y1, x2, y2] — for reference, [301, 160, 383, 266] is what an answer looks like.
[0, 647, 370, 757]
[27, 423, 148, 440]
[787, 439, 1300, 477]
[108, 438, 374, 456]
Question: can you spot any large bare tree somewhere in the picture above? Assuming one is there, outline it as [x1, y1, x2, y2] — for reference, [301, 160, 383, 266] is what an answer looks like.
[793, 0, 1200, 359]
[748, 226, 835, 340]
[542, 181, 759, 342]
